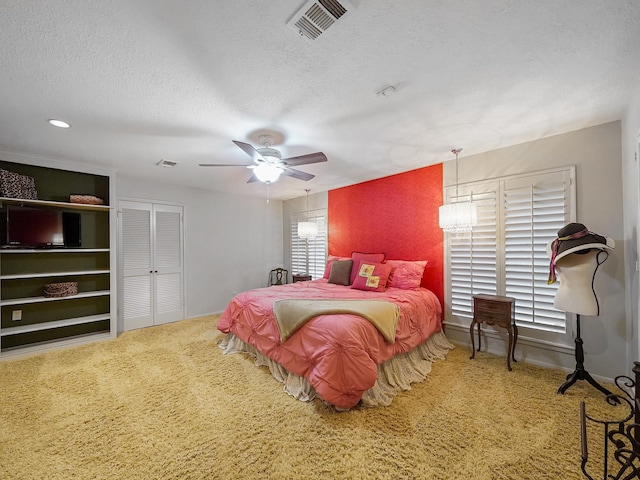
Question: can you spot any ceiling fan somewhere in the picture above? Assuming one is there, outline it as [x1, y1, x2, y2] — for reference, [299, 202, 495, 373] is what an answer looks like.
[199, 135, 327, 184]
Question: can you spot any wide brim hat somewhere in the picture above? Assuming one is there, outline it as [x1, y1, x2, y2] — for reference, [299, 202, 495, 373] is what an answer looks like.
[552, 223, 614, 263]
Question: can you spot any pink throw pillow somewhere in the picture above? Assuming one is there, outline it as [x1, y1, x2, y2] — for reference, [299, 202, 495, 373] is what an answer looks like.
[385, 260, 428, 289]
[351, 262, 392, 292]
[350, 252, 385, 285]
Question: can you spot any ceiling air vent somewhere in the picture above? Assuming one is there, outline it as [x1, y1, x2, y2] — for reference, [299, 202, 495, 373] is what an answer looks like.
[156, 159, 177, 168]
[287, 0, 354, 43]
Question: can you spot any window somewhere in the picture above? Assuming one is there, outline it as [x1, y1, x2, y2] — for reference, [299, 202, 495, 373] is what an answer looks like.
[445, 167, 576, 346]
[290, 209, 327, 280]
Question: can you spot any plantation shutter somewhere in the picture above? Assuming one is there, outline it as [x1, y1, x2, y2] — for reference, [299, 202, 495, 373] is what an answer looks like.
[290, 209, 327, 280]
[503, 171, 571, 333]
[449, 186, 499, 317]
[445, 166, 575, 344]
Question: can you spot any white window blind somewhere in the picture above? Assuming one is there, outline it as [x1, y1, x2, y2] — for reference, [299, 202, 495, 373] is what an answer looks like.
[290, 209, 327, 280]
[450, 189, 498, 316]
[446, 166, 575, 344]
[503, 172, 570, 333]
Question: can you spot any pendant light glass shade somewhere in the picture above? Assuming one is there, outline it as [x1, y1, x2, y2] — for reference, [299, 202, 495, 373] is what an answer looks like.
[439, 147, 477, 233]
[438, 202, 478, 233]
[297, 189, 318, 239]
[298, 221, 319, 239]
[254, 163, 284, 183]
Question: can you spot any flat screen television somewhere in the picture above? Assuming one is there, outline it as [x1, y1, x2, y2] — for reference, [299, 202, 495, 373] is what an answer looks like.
[1, 205, 81, 248]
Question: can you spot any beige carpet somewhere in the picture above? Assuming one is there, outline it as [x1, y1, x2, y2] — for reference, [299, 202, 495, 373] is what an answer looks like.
[0, 315, 626, 479]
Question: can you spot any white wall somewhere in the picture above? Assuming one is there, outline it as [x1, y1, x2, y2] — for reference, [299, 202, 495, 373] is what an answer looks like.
[622, 87, 640, 374]
[445, 122, 626, 380]
[117, 175, 283, 319]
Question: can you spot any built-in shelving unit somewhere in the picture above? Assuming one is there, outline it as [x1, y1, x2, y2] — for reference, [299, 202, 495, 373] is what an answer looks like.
[0, 196, 110, 211]
[0, 160, 115, 357]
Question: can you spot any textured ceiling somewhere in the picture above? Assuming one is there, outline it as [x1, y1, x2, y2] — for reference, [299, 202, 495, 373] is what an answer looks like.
[1, 1, 639, 200]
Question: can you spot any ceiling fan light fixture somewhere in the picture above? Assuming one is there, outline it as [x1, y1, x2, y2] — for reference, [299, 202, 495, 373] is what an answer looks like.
[254, 163, 284, 183]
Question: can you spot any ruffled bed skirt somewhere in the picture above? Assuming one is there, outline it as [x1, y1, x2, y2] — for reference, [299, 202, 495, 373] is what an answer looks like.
[217, 331, 455, 409]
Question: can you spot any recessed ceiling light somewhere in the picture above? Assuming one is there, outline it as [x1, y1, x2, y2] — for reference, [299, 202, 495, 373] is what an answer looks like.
[48, 119, 70, 128]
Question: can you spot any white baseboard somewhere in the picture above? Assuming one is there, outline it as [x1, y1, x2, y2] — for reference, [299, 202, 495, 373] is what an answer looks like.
[443, 322, 614, 385]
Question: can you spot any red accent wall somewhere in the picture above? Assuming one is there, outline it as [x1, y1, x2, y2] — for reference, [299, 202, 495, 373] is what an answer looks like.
[328, 163, 444, 309]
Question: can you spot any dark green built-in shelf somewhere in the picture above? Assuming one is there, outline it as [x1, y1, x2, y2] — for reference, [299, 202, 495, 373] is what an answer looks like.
[0, 161, 109, 205]
[0, 159, 112, 353]
[1, 319, 110, 350]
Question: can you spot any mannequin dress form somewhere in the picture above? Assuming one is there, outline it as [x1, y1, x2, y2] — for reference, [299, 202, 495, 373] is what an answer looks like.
[553, 250, 604, 316]
[547, 243, 613, 397]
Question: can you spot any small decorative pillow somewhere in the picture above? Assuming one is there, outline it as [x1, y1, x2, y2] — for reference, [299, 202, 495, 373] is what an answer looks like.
[328, 259, 353, 286]
[385, 260, 428, 289]
[323, 255, 350, 279]
[350, 252, 385, 285]
[351, 262, 392, 292]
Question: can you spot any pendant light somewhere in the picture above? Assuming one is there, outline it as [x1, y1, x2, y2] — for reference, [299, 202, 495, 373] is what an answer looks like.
[298, 189, 318, 239]
[439, 148, 477, 233]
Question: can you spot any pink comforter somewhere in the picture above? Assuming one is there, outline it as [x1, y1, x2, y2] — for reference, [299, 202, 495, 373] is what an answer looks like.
[217, 279, 443, 409]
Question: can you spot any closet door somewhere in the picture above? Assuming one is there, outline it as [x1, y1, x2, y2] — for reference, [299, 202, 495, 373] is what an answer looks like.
[153, 204, 184, 325]
[120, 201, 184, 331]
[121, 202, 153, 330]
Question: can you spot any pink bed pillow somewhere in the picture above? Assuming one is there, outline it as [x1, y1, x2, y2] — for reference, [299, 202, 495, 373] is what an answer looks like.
[350, 252, 385, 285]
[351, 261, 392, 292]
[385, 260, 428, 289]
[323, 255, 350, 279]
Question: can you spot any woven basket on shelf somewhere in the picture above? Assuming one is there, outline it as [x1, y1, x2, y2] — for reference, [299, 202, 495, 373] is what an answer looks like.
[44, 282, 78, 298]
[69, 194, 104, 205]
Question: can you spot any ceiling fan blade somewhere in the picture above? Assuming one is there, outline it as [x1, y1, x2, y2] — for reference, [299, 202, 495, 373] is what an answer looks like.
[281, 152, 327, 166]
[199, 163, 253, 167]
[282, 167, 314, 181]
[233, 140, 265, 163]
[246, 173, 260, 183]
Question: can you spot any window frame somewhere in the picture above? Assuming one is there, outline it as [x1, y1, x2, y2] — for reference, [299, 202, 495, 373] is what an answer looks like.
[444, 165, 576, 348]
[290, 208, 328, 281]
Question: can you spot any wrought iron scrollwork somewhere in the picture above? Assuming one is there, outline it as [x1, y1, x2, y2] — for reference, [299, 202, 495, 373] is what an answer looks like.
[581, 367, 640, 480]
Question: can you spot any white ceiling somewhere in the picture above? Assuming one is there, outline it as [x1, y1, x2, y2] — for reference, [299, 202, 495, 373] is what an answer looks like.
[1, 1, 639, 201]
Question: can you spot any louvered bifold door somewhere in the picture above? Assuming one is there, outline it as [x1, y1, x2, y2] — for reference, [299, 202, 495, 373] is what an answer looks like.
[121, 201, 153, 330]
[153, 204, 184, 325]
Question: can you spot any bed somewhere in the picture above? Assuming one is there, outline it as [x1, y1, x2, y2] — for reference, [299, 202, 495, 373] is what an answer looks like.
[217, 257, 453, 410]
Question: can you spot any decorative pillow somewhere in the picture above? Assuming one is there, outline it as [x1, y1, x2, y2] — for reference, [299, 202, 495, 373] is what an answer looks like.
[385, 260, 428, 289]
[350, 252, 385, 285]
[351, 262, 392, 292]
[328, 259, 353, 286]
[323, 255, 350, 279]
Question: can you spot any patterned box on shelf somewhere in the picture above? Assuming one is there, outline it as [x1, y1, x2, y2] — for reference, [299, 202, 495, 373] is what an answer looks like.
[69, 194, 104, 205]
[0, 168, 38, 199]
[44, 282, 78, 298]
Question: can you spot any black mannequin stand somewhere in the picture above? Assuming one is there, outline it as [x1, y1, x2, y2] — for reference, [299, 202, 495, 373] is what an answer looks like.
[557, 315, 614, 397]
